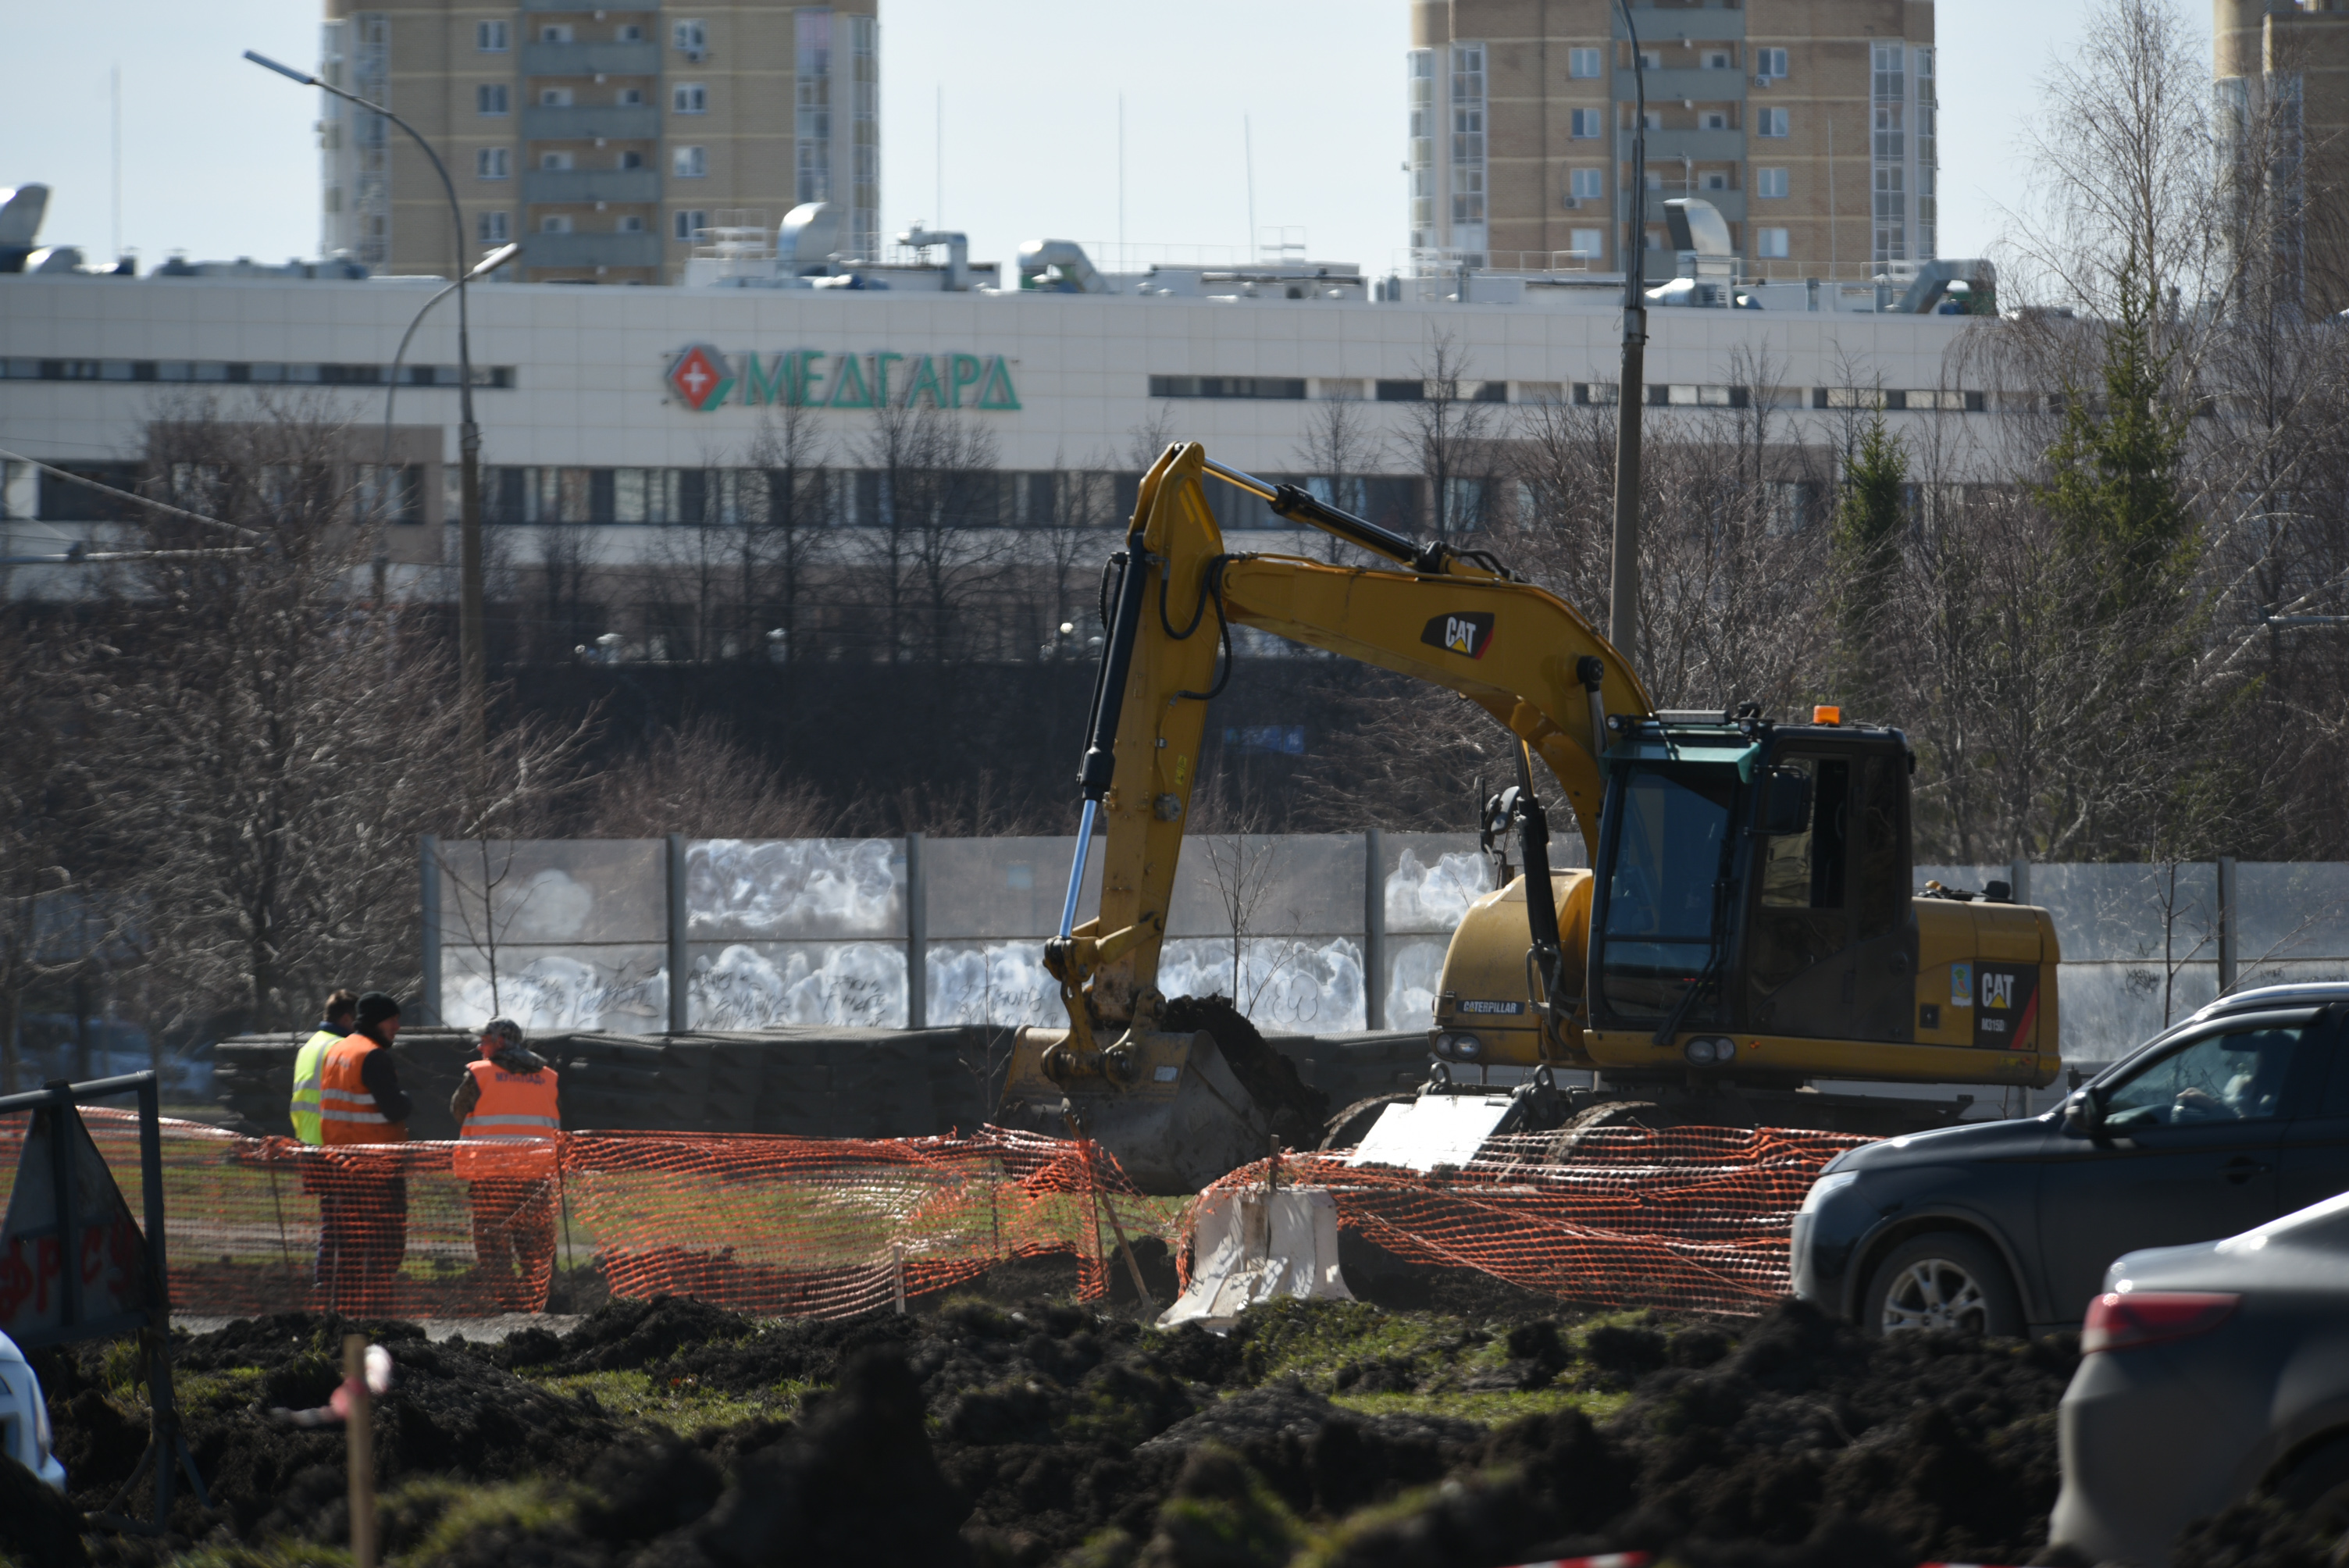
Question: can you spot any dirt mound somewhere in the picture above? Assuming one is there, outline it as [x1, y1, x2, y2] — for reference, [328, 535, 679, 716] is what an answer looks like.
[51, 1292, 2084, 1566]
[1311, 1300, 2076, 1568]
[1161, 995, 1328, 1149]
[2166, 1481, 2349, 1568]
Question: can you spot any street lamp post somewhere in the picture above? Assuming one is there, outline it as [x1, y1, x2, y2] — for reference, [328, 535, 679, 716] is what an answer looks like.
[1609, 0, 1651, 669]
[246, 48, 490, 754]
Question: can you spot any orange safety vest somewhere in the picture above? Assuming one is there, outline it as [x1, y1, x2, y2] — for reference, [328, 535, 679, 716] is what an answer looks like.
[451, 1058, 561, 1181]
[319, 1036, 408, 1145]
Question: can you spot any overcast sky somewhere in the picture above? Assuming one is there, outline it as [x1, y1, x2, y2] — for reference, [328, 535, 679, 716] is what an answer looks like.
[9, 0, 2168, 276]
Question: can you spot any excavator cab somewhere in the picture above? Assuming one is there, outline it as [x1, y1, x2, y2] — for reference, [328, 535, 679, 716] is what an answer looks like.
[1584, 709, 1919, 1060]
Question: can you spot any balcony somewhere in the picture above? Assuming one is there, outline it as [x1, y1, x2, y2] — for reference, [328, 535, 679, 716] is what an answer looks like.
[522, 231, 665, 269]
[1631, 127, 1748, 162]
[523, 168, 661, 205]
[526, 0, 660, 11]
[1616, 4, 1744, 38]
[521, 104, 661, 141]
[1616, 66, 1747, 102]
[522, 40, 661, 76]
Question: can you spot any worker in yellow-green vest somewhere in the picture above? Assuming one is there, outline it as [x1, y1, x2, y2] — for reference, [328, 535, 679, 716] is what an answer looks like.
[289, 989, 358, 1144]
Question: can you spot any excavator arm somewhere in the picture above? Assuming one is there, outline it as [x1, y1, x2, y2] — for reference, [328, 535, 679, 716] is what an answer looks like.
[1043, 441, 1653, 1056]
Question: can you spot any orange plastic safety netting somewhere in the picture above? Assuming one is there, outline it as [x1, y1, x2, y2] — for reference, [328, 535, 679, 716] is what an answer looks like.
[0, 1110, 1174, 1323]
[1184, 1124, 1875, 1317]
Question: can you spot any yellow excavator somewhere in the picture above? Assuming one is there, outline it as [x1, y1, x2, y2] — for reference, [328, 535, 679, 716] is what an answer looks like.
[999, 444, 2059, 1192]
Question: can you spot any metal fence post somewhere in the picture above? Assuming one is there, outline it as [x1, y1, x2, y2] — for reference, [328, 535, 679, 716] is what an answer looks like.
[2219, 855, 2238, 993]
[418, 836, 441, 1027]
[666, 833, 690, 1035]
[906, 832, 927, 1029]
[2009, 857, 2032, 908]
[1364, 828, 1386, 1030]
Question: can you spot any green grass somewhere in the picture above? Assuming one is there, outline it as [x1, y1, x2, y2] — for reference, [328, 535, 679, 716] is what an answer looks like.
[1330, 1386, 1634, 1425]
[523, 1367, 814, 1432]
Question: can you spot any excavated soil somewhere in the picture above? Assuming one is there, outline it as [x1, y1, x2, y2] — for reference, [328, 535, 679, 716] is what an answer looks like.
[22, 1286, 2125, 1568]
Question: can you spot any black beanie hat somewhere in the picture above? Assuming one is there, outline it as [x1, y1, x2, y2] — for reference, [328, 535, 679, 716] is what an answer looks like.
[355, 992, 403, 1028]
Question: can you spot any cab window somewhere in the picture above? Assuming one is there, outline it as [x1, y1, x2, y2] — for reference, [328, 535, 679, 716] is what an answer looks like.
[1757, 757, 1847, 909]
[2104, 1025, 2306, 1129]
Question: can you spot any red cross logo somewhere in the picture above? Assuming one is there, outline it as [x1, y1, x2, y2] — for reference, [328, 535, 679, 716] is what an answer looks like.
[668, 344, 732, 412]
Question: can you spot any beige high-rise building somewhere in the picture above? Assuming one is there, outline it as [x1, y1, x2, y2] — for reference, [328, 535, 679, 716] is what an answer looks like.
[2216, 0, 2349, 314]
[1409, 0, 1936, 282]
[319, 0, 879, 284]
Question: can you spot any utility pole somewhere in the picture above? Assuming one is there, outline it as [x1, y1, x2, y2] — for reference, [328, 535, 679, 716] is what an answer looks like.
[1609, 0, 1649, 665]
[246, 48, 490, 755]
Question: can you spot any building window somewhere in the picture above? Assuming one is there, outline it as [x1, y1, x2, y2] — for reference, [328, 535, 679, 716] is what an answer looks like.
[619, 150, 644, 169]
[672, 82, 708, 114]
[476, 20, 508, 51]
[538, 23, 573, 43]
[1757, 107, 1789, 137]
[540, 87, 573, 108]
[850, 12, 878, 259]
[1568, 47, 1602, 78]
[1701, 111, 1727, 130]
[673, 19, 707, 53]
[1570, 167, 1604, 200]
[617, 87, 644, 105]
[673, 208, 708, 241]
[617, 215, 646, 233]
[1702, 171, 1728, 191]
[1757, 166, 1789, 198]
[1570, 107, 1602, 139]
[1756, 47, 1788, 80]
[617, 23, 644, 42]
[478, 210, 510, 244]
[1146, 376, 1307, 401]
[476, 146, 510, 180]
[672, 144, 707, 178]
[1406, 51, 1435, 248]
[1873, 41, 1909, 262]
[476, 83, 508, 116]
[1569, 227, 1603, 258]
[540, 151, 573, 171]
[794, 10, 832, 203]
[1449, 43, 1487, 230]
[1758, 227, 1790, 258]
[1638, 49, 1661, 69]
[1643, 110, 1663, 131]
[541, 215, 572, 234]
[1705, 49, 1731, 69]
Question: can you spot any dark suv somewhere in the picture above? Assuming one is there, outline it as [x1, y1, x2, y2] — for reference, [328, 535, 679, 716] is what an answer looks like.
[1792, 983, 2349, 1334]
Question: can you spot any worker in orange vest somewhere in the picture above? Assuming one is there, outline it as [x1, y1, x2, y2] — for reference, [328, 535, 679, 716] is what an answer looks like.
[315, 992, 414, 1313]
[450, 1017, 561, 1310]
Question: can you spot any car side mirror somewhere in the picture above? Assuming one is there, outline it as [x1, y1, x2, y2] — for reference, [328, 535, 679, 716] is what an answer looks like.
[1757, 768, 1813, 836]
[2065, 1085, 2109, 1141]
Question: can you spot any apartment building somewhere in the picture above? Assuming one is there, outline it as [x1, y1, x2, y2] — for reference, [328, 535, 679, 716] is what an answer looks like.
[2216, 0, 2349, 314]
[1409, 0, 1936, 281]
[319, 0, 879, 283]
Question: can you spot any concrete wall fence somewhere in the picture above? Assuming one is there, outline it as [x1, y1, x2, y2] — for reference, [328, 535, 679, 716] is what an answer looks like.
[419, 837, 2349, 1069]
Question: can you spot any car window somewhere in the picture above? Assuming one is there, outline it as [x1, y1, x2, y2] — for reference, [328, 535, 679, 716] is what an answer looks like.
[2104, 1025, 2307, 1130]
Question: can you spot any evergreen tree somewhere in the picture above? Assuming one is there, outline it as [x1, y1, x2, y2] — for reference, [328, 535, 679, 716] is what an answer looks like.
[1831, 412, 1909, 702]
[2037, 252, 2195, 611]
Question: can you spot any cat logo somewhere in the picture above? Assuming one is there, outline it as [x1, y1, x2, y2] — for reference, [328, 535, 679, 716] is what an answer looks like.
[1983, 970, 2016, 1010]
[1420, 611, 1496, 660]
[1970, 964, 2039, 1049]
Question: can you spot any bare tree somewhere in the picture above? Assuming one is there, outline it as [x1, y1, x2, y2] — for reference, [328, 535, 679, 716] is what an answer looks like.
[1291, 394, 1376, 562]
[586, 716, 836, 837]
[1393, 333, 1499, 540]
[857, 404, 1005, 664]
[743, 400, 831, 665]
[109, 397, 590, 1035]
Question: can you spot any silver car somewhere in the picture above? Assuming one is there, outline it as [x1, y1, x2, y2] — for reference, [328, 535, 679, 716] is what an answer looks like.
[2050, 1189, 2349, 1563]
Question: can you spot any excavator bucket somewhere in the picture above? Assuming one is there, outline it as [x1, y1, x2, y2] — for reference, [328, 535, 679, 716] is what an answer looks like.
[997, 1026, 1271, 1195]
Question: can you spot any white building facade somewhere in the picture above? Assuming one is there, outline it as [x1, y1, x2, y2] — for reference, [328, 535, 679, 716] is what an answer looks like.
[1, 265, 2004, 600]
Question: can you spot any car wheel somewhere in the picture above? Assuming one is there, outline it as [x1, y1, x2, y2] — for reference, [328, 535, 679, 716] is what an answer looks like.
[1861, 1232, 2023, 1337]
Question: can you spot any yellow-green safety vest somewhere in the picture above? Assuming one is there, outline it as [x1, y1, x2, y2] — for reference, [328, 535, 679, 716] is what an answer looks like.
[289, 1028, 344, 1144]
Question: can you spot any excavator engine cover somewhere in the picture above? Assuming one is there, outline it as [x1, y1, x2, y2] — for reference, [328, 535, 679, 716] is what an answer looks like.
[999, 1026, 1272, 1195]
